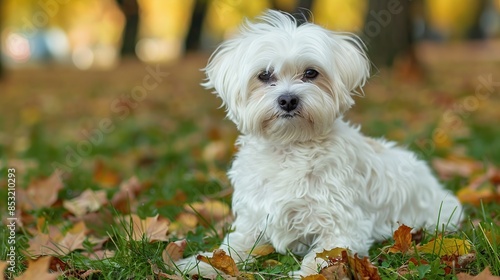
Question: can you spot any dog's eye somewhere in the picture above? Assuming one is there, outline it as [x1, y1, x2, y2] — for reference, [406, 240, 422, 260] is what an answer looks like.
[303, 69, 319, 80]
[258, 70, 273, 82]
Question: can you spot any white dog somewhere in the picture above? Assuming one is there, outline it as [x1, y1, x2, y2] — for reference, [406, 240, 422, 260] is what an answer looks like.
[177, 10, 462, 277]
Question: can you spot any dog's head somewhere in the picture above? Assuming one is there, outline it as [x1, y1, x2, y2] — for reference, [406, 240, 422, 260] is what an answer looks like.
[204, 10, 370, 143]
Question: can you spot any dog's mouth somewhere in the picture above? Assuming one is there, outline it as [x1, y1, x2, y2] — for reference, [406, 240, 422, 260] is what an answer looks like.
[279, 112, 301, 119]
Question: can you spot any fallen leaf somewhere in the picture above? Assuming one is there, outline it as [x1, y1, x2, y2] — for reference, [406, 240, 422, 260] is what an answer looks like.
[248, 244, 275, 256]
[457, 186, 497, 206]
[111, 176, 143, 213]
[26, 223, 86, 257]
[120, 214, 169, 242]
[63, 189, 107, 217]
[56, 231, 86, 255]
[320, 263, 350, 280]
[316, 248, 346, 263]
[151, 261, 184, 279]
[14, 256, 61, 280]
[83, 250, 115, 260]
[418, 237, 471, 256]
[302, 274, 328, 280]
[19, 170, 63, 211]
[346, 252, 381, 280]
[26, 233, 52, 256]
[169, 212, 198, 236]
[93, 160, 121, 188]
[388, 224, 413, 254]
[197, 249, 240, 276]
[457, 267, 500, 280]
[432, 156, 483, 180]
[1, 261, 7, 280]
[186, 200, 231, 225]
[163, 240, 187, 267]
[203, 140, 228, 162]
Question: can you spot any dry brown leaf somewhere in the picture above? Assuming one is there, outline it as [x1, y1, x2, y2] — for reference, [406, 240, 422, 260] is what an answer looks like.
[388, 224, 413, 254]
[162, 240, 187, 267]
[418, 237, 472, 256]
[19, 170, 63, 211]
[111, 176, 143, 212]
[83, 249, 115, 260]
[121, 214, 169, 242]
[302, 274, 328, 280]
[346, 252, 381, 280]
[248, 244, 275, 256]
[26, 223, 86, 257]
[457, 267, 500, 280]
[93, 160, 121, 188]
[63, 189, 107, 217]
[197, 249, 240, 276]
[320, 263, 350, 280]
[151, 260, 184, 279]
[14, 256, 61, 280]
[56, 231, 86, 255]
[26, 233, 52, 256]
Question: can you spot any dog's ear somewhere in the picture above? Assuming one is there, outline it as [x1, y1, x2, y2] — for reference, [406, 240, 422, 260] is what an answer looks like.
[328, 33, 370, 111]
[202, 38, 245, 124]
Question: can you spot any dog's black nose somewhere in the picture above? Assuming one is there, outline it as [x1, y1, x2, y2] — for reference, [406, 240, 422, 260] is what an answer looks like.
[278, 94, 299, 112]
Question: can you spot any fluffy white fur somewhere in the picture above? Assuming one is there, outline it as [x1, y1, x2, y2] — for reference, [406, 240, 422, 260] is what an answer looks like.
[176, 10, 462, 277]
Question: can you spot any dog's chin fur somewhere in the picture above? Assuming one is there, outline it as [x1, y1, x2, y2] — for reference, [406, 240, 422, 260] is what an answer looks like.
[176, 10, 463, 277]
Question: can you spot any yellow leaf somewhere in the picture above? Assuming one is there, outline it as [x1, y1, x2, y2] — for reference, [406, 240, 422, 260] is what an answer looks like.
[197, 249, 240, 276]
[186, 200, 231, 224]
[316, 247, 346, 262]
[248, 244, 275, 256]
[388, 224, 413, 254]
[262, 259, 281, 268]
[418, 237, 471, 256]
[457, 188, 497, 206]
[14, 256, 61, 280]
[1, 260, 8, 280]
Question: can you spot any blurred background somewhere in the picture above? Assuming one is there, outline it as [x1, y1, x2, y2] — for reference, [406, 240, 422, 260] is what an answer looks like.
[1, 0, 500, 70]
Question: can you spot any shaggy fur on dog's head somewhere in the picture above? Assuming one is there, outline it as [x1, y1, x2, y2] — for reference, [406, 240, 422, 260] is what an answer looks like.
[203, 11, 370, 143]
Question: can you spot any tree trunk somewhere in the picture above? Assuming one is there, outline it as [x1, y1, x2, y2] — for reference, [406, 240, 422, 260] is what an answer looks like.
[116, 0, 140, 57]
[184, 0, 209, 51]
[363, 0, 415, 68]
[362, 0, 423, 81]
